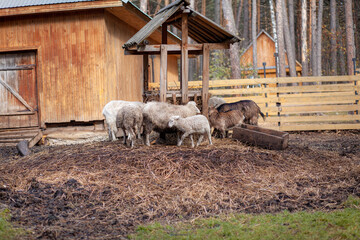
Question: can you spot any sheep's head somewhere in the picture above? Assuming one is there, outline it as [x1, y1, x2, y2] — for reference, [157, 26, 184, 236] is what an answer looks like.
[187, 101, 200, 114]
[168, 115, 180, 128]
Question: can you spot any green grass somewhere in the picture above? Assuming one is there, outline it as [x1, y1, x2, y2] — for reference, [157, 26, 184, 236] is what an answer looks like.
[130, 196, 360, 240]
[0, 209, 25, 240]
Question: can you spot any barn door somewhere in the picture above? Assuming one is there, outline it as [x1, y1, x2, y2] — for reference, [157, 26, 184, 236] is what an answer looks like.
[0, 51, 39, 129]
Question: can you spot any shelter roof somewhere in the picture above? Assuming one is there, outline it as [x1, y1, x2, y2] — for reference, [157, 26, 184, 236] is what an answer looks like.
[0, 0, 96, 9]
[123, 0, 241, 49]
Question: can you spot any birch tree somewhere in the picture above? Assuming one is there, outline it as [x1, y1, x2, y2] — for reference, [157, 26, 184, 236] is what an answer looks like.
[310, 0, 317, 75]
[222, 0, 241, 78]
[276, 0, 286, 77]
[315, 0, 323, 76]
[330, 0, 337, 75]
[269, 0, 279, 76]
[288, 0, 295, 60]
[140, 0, 147, 13]
[282, 0, 296, 77]
[345, 0, 355, 75]
[301, 0, 308, 76]
[252, 0, 257, 72]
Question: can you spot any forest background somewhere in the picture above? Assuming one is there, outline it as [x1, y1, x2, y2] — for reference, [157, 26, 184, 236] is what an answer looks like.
[131, 0, 359, 80]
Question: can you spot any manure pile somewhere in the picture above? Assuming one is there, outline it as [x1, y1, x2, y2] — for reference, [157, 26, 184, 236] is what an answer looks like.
[0, 131, 359, 239]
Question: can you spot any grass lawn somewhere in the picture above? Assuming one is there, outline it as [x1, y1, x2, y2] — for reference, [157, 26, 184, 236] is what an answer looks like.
[130, 196, 360, 240]
[0, 209, 25, 240]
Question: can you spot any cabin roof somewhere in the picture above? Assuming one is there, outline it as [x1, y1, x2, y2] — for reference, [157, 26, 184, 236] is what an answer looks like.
[0, 0, 96, 9]
[123, 0, 241, 49]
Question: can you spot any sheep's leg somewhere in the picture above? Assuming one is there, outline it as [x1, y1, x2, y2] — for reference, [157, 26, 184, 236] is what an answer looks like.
[196, 134, 204, 147]
[207, 129, 213, 145]
[128, 128, 135, 148]
[190, 134, 195, 148]
[178, 132, 190, 147]
[122, 128, 127, 144]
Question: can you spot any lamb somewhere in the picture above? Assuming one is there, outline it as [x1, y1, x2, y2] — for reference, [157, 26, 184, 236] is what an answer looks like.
[217, 100, 265, 125]
[208, 96, 226, 109]
[168, 115, 212, 148]
[142, 101, 200, 146]
[208, 106, 245, 138]
[102, 100, 144, 141]
[116, 104, 143, 148]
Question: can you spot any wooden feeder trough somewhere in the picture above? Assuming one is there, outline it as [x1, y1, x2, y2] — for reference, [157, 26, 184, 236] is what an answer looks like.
[232, 124, 289, 150]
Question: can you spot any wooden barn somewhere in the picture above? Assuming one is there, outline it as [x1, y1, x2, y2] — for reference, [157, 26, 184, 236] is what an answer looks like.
[0, 0, 181, 135]
[240, 29, 302, 78]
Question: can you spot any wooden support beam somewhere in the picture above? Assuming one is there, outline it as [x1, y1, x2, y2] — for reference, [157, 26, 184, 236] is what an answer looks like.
[143, 54, 149, 92]
[160, 45, 168, 102]
[181, 12, 189, 104]
[202, 44, 210, 117]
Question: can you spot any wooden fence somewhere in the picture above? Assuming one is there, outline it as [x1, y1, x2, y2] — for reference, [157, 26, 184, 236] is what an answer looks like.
[149, 75, 360, 131]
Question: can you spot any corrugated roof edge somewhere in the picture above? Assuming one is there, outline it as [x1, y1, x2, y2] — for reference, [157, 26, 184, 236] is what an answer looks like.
[0, 0, 97, 10]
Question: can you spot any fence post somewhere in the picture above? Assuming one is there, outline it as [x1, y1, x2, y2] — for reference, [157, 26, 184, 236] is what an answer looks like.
[263, 62, 266, 78]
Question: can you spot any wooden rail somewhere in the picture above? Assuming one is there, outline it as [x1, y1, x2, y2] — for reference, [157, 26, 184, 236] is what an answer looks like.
[149, 75, 360, 131]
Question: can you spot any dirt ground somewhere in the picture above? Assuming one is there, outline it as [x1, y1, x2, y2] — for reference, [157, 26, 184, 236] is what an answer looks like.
[0, 130, 359, 239]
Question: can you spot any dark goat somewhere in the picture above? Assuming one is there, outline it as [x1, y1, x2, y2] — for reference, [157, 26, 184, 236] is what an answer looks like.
[208, 107, 244, 138]
[217, 100, 265, 125]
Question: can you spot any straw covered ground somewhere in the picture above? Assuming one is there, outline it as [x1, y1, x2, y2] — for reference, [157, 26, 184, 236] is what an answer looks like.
[0, 130, 359, 239]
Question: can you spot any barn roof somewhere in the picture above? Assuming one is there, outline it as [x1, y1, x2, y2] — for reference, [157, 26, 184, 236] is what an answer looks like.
[0, 0, 96, 9]
[123, 0, 241, 49]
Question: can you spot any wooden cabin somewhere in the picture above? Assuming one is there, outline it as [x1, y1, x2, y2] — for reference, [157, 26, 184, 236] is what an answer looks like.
[240, 30, 302, 78]
[0, 0, 180, 132]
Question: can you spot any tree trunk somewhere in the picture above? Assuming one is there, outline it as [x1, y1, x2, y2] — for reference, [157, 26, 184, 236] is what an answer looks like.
[222, 0, 241, 78]
[242, 0, 250, 47]
[269, 0, 279, 76]
[140, 0, 147, 13]
[201, 0, 206, 15]
[330, 0, 337, 76]
[236, 0, 244, 30]
[301, 0, 308, 76]
[345, 0, 355, 75]
[252, 0, 257, 73]
[215, 0, 221, 24]
[276, 0, 286, 77]
[310, 0, 317, 75]
[315, 0, 323, 76]
[282, 0, 296, 77]
[288, 0, 295, 60]
[337, 7, 346, 76]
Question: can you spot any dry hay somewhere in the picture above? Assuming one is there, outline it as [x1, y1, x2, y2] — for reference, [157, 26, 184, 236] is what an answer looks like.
[0, 131, 359, 239]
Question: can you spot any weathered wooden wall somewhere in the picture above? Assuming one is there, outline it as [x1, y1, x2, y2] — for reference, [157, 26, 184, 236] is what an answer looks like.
[0, 10, 109, 125]
[0, 8, 179, 127]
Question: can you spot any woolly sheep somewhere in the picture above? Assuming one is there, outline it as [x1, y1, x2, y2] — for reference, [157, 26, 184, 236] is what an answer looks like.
[142, 101, 200, 146]
[217, 100, 265, 125]
[208, 96, 226, 109]
[168, 115, 212, 148]
[208, 106, 245, 138]
[116, 104, 143, 148]
[102, 100, 144, 141]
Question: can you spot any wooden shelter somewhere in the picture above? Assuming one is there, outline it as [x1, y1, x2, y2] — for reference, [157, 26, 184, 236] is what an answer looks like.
[0, 0, 181, 132]
[240, 30, 302, 78]
[123, 0, 241, 115]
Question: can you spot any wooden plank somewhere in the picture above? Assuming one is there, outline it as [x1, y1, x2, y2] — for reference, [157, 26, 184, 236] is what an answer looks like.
[202, 44, 210, 116]
[149, 77, 360, 89]
[28, 130, 43, 148]
[143, 54, 149, 93]
[160, 45, 168, 102]
[279, 123, 360, 131]
[181, 12, 189, 104]
[263, 104, 359, 115]
[0, 111, 35, 116]
[0, 64, 35, 71]
[232, 124, 289, 150]
[265, 114, 360, 123]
